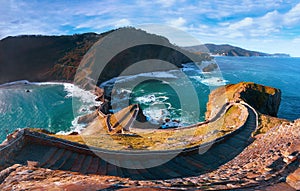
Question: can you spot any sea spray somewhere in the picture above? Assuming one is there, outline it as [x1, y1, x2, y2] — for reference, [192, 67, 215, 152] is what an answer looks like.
[0, 82, 96, 141]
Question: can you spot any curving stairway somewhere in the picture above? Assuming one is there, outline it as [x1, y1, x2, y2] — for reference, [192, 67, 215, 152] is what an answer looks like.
[4, 104, 257, 180]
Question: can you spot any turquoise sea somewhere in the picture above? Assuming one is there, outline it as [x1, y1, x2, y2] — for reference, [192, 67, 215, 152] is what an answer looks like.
[216, 57, 300, 120]
[0, 57, 299, 142]
[0, 82, 96, 142]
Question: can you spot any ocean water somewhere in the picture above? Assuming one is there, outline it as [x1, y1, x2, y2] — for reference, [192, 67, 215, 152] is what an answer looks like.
[1, 57, 299, 142]
[106, 66, 213, 126]
[216, 57, 300, 121]
[0, 81, 96, 142]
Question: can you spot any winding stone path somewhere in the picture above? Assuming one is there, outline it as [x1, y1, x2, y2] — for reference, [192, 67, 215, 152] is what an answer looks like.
[1, 103, 258, 180]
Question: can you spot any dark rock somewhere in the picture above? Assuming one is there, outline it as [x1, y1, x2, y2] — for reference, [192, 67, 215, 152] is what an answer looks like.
[136, 104, 147, 122]
[99, 100, 111, 115]
[77, 111, 98, 124]
[68, 132, 79, 135]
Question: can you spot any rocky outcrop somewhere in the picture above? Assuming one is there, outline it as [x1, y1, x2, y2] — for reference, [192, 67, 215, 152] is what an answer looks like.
[206, 82, 281, 119]
[0, 28, 211, 85]
[237, 82, 281, 117]
[0, 32, 103, 84]
[74, 27, 211, 88]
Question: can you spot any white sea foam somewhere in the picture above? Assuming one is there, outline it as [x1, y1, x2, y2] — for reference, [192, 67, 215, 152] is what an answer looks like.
[201, 77, 228, 86]
[135, 94, 156, 104]
[62, 83, 96, 104]
[56, 115, 87, 135]
[101, 70, 179, 87]
[143, 106, 169, 125]
[0, 80, 31, 87]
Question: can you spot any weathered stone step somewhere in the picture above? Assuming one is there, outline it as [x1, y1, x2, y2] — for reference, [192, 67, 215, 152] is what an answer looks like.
[39, 147, 59, 167]
[43, 149, 65, 169]
[51, 150, 72, 170]
[60, 152, 78, 171]
[172, 157, 199, 175]
[119, 161, 149, 180]
[86, 157, 100, 174]
[142, 162, 182, 180]
[183, 155, 209, 172]
[106, 161, 119, 176]
[96, 159, 107, 175]
[79, 155, 93, 174]
[164, 160, 194, 177]
[71, 154, 86, 172]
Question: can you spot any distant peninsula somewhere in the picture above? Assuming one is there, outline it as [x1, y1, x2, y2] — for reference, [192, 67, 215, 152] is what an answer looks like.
[183, 44, 290, 57]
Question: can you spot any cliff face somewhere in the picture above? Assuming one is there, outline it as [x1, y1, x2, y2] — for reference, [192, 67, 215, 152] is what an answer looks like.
[206, 82, 281, 119]
[0, 28, 210, 85]
[0, 33, 103, 84]
[74, 28, 211, 88]
[237, 83, 281, 116]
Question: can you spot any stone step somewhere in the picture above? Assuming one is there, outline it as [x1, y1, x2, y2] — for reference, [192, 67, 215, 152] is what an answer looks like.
[184, 155, 210, 172]
[60, 152, 78, 171]
[106, 161, 118, 176]
[158, 163, 181, 179]
[191, 152, 220, 169]
[97, 159, 107, 175]
[164, 160, 193, 177]
[71, 154, 86, 172]
[124, 160, 152, 180]
[141, 166, 166, 180]
[43, 149, 65, 169]
[51, 150, 72, 170]
[135, 168, 152, 180]
[86, 157, 100, 174]
[39, 147, 59, 167]
[79, 155, 93, 174]
[172, 156, 199, 174]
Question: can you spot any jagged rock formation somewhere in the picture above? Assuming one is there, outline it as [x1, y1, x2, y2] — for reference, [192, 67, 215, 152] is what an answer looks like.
[206, 82, 281, 120]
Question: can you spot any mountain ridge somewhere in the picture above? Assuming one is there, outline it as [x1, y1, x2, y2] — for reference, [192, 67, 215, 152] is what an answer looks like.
[0, 28, 210, 85]
[184, 43, 290, 57]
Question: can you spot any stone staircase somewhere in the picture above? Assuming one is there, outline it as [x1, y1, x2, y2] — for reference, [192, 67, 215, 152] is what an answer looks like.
[5, 105, 257, 180]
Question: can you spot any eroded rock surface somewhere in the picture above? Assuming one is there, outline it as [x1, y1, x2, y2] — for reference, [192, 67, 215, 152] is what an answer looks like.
[206, 82, 281, 119]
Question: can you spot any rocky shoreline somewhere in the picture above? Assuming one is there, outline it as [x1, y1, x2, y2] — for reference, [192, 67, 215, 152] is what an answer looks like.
[0, 82, 299, 190]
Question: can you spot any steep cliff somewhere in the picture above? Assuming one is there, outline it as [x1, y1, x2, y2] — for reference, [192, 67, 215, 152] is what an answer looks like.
[0, 32, 103, 83]
[206, 82, 281, 119]
[0, 28, 211, 85]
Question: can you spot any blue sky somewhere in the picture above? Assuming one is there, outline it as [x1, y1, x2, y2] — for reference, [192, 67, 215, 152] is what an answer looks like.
[1, 0, 300, 56]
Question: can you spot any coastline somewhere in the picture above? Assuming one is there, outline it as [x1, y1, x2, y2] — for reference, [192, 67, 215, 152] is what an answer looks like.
[0, 81, 299, 190]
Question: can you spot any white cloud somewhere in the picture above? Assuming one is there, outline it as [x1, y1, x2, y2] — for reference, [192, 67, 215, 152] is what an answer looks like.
[1, 0, 300, 56]
[284, 3, 300, 26]
[156, 0, 176, 7]
[292, 37, 300, 43]
[114, 18, 131, 28]
[228, 17, 254, 30]
[168, 17, 186, 28]
[210, 3, 300, 39]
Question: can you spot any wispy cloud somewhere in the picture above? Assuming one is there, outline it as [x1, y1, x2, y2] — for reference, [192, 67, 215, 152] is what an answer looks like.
[168, 17, 186, 28]
[1, 0, 300, 56]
